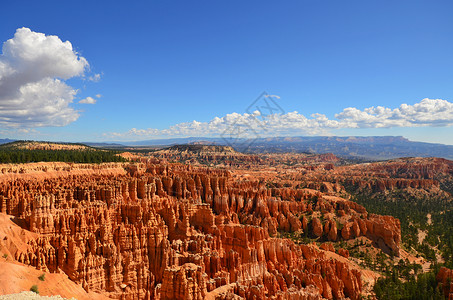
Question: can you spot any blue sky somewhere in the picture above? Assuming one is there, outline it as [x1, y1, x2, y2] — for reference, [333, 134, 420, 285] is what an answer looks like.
[0, 0, 452, 144]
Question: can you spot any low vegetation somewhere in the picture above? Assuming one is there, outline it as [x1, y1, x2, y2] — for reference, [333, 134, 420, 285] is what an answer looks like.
[30, 285, 39, 294]
[374, 266, 444, 299]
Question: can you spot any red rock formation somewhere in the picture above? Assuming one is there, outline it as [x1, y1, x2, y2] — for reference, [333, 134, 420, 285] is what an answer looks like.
[320, 243, 335, 252]
[0, 161, 401, 299]
[365, 215, 401, 255]
[327, 220, 338, 241]
[337, 248, 349, 258]
[161, 263, 207, 300]
[437, 267, 453, 300]
[312, 217, 323, 238]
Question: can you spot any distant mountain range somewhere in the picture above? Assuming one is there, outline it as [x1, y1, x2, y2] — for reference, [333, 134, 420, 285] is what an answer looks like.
[2, 136, 453, 160]
[0, 139, 17, 145]
[101, 136, 453, 160]
[241, 136, 453, 160]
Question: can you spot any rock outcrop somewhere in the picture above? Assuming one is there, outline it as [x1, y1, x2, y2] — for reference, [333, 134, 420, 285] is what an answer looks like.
[437, 267, 453, 300]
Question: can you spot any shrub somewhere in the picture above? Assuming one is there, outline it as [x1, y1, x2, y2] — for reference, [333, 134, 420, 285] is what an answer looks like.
[30, 285, 39, 294]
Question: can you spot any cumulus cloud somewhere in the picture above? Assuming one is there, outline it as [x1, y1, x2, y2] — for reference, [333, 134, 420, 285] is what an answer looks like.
[0, 27, 90, 127]
[107, 98, 453, 139]
[335, 98, 453, 128]
[79, 96, 97, 104]
[108, 111, 339, 139]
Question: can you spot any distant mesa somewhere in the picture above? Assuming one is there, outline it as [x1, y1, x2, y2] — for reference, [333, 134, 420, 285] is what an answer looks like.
[0, 139, 16, 145]
[162, 144, 238, 154]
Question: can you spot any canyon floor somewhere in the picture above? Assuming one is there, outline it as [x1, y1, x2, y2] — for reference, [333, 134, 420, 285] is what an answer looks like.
[0, 144, 452, 299]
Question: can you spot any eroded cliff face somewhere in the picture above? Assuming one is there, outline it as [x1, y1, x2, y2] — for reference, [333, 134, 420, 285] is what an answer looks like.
[437, 267, 453, 300]
[0, 162, 400, 299]
[328, 157, 453, 194]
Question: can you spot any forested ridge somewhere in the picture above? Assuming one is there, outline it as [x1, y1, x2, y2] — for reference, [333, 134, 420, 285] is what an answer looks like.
[345, 182, 453, 299]
[0, 141, 127, 163]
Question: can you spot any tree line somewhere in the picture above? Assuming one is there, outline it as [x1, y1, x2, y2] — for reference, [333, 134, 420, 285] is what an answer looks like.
[0, 149, 127, 164]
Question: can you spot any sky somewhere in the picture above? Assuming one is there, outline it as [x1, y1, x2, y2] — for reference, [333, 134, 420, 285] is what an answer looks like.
[0, 0, 453, 144]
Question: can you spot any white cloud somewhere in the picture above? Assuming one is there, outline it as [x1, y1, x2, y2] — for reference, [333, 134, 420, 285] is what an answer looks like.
[79, 96, 97, 104]
[0, 27, 89, 127]
[335, 98, 453, 128]
[95, 94, 102, 98]
[265, 94, 281, 99]
[107, 98, 453, 140]
[0, 127, 40, 139]
[88, 73, 101, 82]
